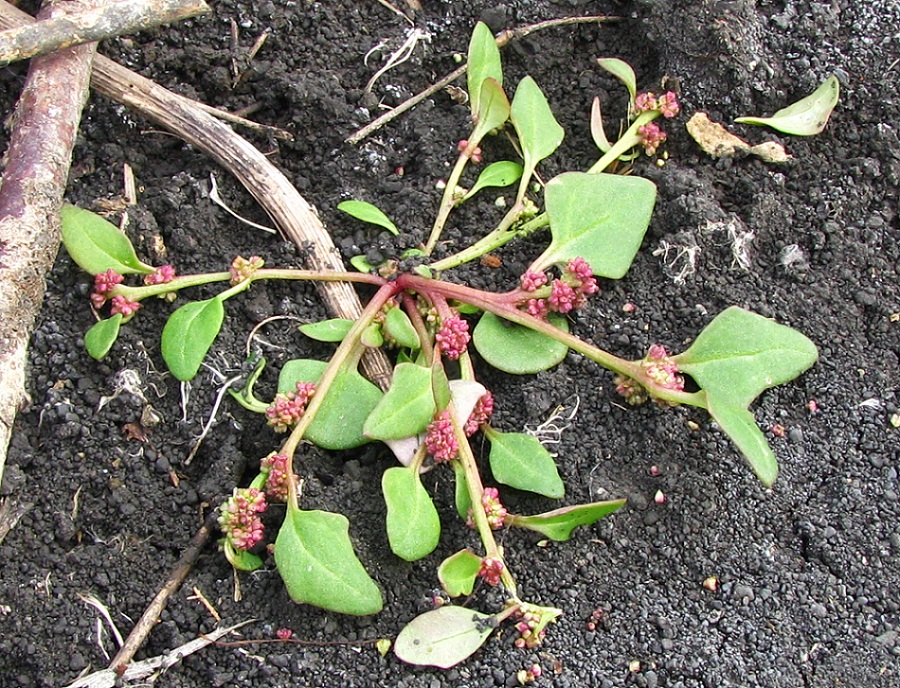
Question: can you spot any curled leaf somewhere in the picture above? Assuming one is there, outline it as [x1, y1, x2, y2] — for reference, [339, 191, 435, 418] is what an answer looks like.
[590, 96, 612, 152]
[735, 75, 839, 135]
[596, 57, 637, 103]
[508, 499, 626, 541]
[438, 549, 483, 597]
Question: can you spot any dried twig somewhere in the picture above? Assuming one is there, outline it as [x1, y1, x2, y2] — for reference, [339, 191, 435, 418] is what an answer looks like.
[107, 511, 218, 671]
[346, 14, 620, 144]
[0, 0, 209, 66]
[0, 0, 99, 490]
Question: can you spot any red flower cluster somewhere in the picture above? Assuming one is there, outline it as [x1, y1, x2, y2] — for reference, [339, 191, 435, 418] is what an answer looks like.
[522, 257, 599, 318]
[425, 410, 458, 463]
[615, 344, 684, 406]
[477, 557, 504, 586]
[468, 486, 506, 530]
[435, 316, 470, 360]
[143, 264, 176, 285]
[634, 91, 680, 118]
[218, 487, 267, 551]
[261, 453, 294, 502]
[464, 390, 494, 436]
[91, 269, 124, 309]
[230, 255, 265, 284]
[266, 381, 316, 433]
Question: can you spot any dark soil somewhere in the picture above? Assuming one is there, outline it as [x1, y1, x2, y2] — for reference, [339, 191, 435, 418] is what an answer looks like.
[1, 1, 899, 686]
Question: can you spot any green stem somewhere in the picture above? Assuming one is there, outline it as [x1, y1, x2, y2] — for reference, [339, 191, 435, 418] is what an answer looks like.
[280, 282, 401, 510]
[451, 408, 518, 596]
[429, 212, 550, 272]
[114, 271, 231, 301]
[587, 110, 658, 174]
[424, 151, 470, 255]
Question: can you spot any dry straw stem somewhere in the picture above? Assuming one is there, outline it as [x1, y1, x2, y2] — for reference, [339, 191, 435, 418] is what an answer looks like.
[0, 0, 209, 66]
[0, 0, 99, 492]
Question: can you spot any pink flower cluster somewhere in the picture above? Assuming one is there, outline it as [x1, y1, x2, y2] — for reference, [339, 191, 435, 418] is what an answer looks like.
[457, 139, 482, 163]
[522, 257, 599, 318]
[435, 316, 470, 360]
[143, 264, 176, 285]
[261, 453, 294, 502]
[513, 604, 548, 649]
[230, 255, 265, 284]
[468, 486, 506, 530]
[615, 344, 684, 405]
[109, 295, 141, 317]
[218, 487, 267, 551]
[638, 122, 667, 156]
[478, 557, 504, 586]
[464, 390, 494, 436]
[425, 410, 458, 463]
[266, 381, 316, 433]
[91, 269, 124, 309]
[634, 91, 680, 118]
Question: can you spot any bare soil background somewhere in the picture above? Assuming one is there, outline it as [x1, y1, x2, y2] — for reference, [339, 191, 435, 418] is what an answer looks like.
[1, 1, 898, 686]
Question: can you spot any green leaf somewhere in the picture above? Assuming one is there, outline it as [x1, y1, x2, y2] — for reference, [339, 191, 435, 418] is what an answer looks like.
[278, 359, 383, 450]
[462, 161, 524, 201]
[472, 311, 569, 375]
[337, 200, 399, 235]
[735, 75, 839, 136]
[510, 76, 564, 176]
[84, 314, 123, 360]
[675, 307, 818, 408]
[384, 307, 420, 349]
[508, 499, 626, 541]
[485, 429, 564, 498]
[274, 505, 383, 616]
[299, 318, 354, 342]
[453, 462, 472, 521]
[161, 298, 225, 381]
[596, 58, 637, 103]
[360, 321, 384, 348]
[706, 394, 778, 486]
[60, 205, 154, 275]
[471, 78, 510, 141]
[394, 606, 494, 668]
[382, 466, 441, 561]
[536, 172, 657, 279]
[467, 21, 502, 118]
[438, 550, 483, 597]
[224, 540, 264, 572]
[431, 361, 451, 411]
[363, 362, 436, 440]
[350, 255, 374, 273]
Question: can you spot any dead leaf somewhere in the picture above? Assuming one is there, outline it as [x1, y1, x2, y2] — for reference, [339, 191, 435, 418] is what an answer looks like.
[686, 112, 791, 163]
[122, 422, 148, 442]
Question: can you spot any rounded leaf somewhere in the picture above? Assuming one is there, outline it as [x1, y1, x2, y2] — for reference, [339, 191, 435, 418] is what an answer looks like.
[363, 363, 436, 440]
[299, 318, 354, 342]
[394, 606, 494, 668]
[382, 466, 441, 561]
[60, 205, 154, 275]
[472, 312, 569, 374]
[84, 314, 123, 360]
[161, 298, 225, 381]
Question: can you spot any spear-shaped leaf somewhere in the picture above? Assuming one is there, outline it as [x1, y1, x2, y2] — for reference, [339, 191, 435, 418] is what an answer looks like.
[161, 298, 225, 381]
[394, 606, 495, 668]
[462, 161, 523, 201]
[338, 200, 399, 235]
[735, 75, 839, 135]
[706, 394, 779, 486]
[510, 76, 564, 182]
[467, 21, 502, 118]
[274, 505, 383, 616]
[382, 466, 441, 561]
[508, 499, 626, 541]
[484, 428, 564, 498]
[676, 307, 818, 408]
[363, 362, 436, 440]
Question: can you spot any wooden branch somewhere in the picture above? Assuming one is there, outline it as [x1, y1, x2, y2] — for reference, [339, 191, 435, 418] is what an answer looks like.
[0, 0, 210, 66]
[0, 0, 99, 490]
